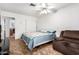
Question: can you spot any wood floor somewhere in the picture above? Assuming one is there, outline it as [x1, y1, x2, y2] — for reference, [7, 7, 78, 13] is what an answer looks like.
[9, 37, 62, 55]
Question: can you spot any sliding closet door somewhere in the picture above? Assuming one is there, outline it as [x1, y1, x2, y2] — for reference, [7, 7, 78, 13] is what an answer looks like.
[1, 16, 4, 39]
[1, 16, 10, 39]
[0, 16, 1, 42]
[1, 16, 15, 39]
[5, 17, 10, 38]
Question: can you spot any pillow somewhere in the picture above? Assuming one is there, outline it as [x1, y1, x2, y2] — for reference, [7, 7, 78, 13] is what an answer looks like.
[40, 29, 47, 33]
[47, 30, 56, 33]
[40, 29, 56, 33]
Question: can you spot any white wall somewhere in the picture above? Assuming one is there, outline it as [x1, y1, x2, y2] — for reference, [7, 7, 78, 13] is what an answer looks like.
[1, 10, 37, 39]
[25, 16, 37, 32]
[37, 4, 79, 37]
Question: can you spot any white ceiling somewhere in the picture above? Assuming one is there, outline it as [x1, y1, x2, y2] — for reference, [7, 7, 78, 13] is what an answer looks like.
[0, 3, 73, 16]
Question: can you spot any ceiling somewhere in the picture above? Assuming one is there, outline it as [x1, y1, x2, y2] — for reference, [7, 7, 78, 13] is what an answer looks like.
[0, 3, 73, 16]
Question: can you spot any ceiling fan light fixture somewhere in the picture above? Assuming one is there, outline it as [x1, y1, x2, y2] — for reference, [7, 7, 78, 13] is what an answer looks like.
[30, 3, 56, 15]
[40, 9, 51, 15]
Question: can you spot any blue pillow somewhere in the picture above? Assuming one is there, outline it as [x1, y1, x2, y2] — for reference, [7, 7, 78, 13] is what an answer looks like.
[47, 31, 56, 33]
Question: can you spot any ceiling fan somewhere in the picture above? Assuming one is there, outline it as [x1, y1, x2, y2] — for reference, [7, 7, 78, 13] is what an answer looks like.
[30, 3, 57, 15]
[30, 3, 36, 6]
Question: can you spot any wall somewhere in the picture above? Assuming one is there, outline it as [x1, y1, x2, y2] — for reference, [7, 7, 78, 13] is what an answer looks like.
[1, 10, 37, 39]
[37, 4, 79, 37]
[25, 16, 37, 32]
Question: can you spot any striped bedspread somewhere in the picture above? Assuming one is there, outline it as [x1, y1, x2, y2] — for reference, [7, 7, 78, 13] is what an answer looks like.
[21, 32, 56, 50]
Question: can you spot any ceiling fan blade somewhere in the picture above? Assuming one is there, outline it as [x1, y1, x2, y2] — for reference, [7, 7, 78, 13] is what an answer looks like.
[34, 6, 42, 11]
[30, 3, 36, 6]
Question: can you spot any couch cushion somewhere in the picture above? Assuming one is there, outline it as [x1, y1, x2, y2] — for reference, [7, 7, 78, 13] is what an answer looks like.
[64, 38, 79, 44]
[53, 40, 78, 54]
[63, 31, 79, 39]
[68, 42, 79, 49]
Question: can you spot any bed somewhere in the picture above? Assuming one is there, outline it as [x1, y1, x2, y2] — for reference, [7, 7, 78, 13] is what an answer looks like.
[21, 31, 56, 50]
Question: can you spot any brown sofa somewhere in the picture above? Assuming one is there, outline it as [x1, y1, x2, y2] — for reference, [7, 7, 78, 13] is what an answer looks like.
[53, 30, 79, 55]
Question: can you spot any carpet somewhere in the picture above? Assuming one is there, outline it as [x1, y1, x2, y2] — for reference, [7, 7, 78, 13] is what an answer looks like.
[9, 37, 62, 55]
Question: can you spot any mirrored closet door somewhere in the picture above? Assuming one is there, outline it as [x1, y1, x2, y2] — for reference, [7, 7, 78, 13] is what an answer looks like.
[1, 16, 15, 39]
